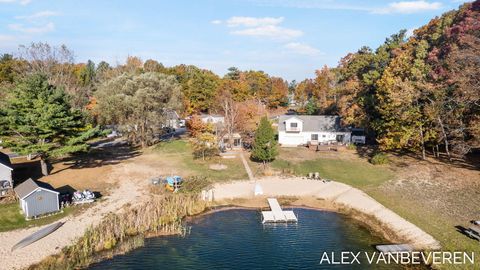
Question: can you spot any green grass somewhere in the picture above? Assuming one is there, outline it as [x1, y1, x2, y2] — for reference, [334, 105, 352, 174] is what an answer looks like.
[152, 139, 190, 154]
[271, 157, 393, 188]
[152, 140, 248, 182]
[0, 203, 77, 232]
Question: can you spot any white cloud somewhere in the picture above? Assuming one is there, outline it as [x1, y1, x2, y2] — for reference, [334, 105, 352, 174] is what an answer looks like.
[232, 25, 303, 40]
[226, 16, 284, 27]
[0, 0, 30, 5]
[8, 22, 55, 34]
[15, 10, 58, 20]
[372, 1, 442, 14]
[0, 34, 15, 42]
[284, 42, 322, 56]
[218, 16, 302, 40]
[248, 0, 444, 14]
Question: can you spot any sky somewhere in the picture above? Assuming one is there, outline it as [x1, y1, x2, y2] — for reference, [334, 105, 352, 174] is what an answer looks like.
[0, 0, 471, 81]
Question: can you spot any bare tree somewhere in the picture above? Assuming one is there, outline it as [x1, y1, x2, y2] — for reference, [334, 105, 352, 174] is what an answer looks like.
[217, 89, 240, 150]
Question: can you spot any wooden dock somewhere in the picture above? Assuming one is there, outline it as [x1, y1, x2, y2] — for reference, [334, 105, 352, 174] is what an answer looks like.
[261, 198, 298, 223]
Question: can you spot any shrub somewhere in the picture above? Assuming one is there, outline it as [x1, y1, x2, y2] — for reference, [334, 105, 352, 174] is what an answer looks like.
[370, 152, 389, 165]
[347, 144, 357, 150]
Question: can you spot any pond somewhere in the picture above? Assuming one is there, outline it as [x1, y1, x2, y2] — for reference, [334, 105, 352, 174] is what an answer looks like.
[90, 208, 410, 269]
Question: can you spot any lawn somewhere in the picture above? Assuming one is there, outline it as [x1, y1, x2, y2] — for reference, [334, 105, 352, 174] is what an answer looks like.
[270, 147, 480, 270]
[150, 139, 248, 182]
[0, 203, 78, 232]
[271, 150, 393, 188]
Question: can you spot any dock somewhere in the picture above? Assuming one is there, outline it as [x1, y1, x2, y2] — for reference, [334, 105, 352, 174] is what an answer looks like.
[261, 198, 298, 223]
[376, 244, 413, 253]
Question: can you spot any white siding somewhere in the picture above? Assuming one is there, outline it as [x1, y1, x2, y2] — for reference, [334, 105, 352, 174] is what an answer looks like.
[279, 131, 351, 146]
[0, 166, 12, 183]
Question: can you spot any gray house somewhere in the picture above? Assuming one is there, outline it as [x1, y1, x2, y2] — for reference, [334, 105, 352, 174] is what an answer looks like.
[0, 152, 13, 197]
[14, 178, 59, 219]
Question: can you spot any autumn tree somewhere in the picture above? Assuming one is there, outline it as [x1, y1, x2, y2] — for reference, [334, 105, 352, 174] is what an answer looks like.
[269, 77, 289, 108]
[144, 59, 165, 73]
[167, 65, 220, 113]
[191, 132, 219, 160]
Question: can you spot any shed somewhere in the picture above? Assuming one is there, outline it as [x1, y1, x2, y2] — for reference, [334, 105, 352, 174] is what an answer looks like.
[14, 178, 59, 218]
[0, 152, 13, 197]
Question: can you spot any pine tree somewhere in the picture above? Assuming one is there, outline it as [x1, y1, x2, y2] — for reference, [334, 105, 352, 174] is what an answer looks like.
[0, 73, 98, 175]
[251, 116, 278, 168]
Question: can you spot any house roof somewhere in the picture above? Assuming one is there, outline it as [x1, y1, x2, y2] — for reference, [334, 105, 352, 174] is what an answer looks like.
[278, 115, 345, 132]
[14, 178, 58, 199]
[0, 152, 13, 170]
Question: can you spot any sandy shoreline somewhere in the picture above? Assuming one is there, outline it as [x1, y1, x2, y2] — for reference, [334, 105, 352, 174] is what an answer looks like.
[211, 177, 441, 250]
[0, 175, 441, 270]
[0, 162, 155, 270]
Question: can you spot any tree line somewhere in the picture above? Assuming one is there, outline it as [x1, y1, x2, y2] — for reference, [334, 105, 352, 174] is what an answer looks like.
[0, 1, 478, 167]
[0, 43, 290, 171]
[293, 1, 479, 159]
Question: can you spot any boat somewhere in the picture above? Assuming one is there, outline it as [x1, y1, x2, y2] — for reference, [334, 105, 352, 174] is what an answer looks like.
[11, 221, 64, 251]
[72, 190, 96, 204]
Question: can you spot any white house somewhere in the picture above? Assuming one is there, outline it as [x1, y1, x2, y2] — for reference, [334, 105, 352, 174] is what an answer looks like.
[164, 110, 185, 129]
[0, 152, 13, 197]
[199, 114, 225, 125]
[278, 115, 351, 147]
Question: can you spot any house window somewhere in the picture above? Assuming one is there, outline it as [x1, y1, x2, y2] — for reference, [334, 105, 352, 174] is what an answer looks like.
[311, 134, 318, 141]
[322, 134, 326, 138]
[290, 122, 298, 128]
[234, 138, 241, 146]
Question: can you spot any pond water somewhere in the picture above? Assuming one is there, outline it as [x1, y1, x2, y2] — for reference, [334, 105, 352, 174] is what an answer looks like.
[90, 208, 409, 269]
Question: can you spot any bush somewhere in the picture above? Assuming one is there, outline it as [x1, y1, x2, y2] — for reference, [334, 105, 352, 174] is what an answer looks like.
[347, 144, 357, 150]
[370, 152, 389, 165]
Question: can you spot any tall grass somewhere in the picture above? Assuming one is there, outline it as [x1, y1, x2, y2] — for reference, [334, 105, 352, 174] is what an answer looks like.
[29, 193, 208, 270]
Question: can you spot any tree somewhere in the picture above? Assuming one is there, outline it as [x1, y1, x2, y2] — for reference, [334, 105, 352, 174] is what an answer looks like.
[313, 65, 336, 113]
[244, 70, 271, 103]
[191, 132, 219, 160]
[18, 42, 94, 109]
[225, 67, 241, 80]
[269, 77, 289, 108]
[304, 97, 319, 115]
[186, 115, 213, 137]
[251, 116, 278, 168]
[0, 74, 97, 175]
[95, 72, 182, 147]
[216, 86, 240, 150]
[144, 59, 165, 73]
[167, 65, 220, 113]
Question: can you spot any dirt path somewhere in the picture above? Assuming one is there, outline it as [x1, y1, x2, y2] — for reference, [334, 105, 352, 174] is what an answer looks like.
[213, 177, 441, 250]
[0, 161, 157, 270]
[239, 152, 254, 181]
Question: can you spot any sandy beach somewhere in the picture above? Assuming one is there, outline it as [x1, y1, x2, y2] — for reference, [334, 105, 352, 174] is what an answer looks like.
[212, 177, 441, 250]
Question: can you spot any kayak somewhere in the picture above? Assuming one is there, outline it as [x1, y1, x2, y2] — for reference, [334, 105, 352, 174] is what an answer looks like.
[11, 221, 64, 251]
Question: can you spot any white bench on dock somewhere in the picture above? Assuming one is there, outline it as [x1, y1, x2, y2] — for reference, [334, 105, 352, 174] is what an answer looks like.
[261, 198, 298, 223]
